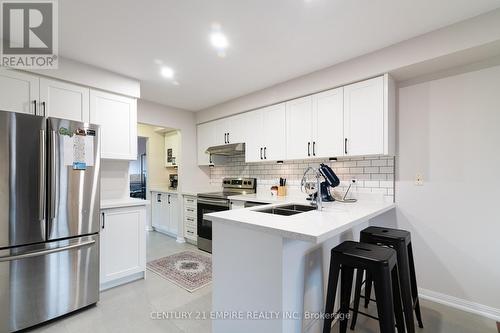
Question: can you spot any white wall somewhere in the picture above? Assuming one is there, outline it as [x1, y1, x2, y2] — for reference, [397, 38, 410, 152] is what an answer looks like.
[196, 8, 500, 123]
[137, 99, 210, 194]
[397, 65, 500, 315]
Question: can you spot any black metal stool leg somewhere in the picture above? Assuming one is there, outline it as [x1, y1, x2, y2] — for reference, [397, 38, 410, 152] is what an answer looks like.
[396, 242, 416, 333]
[350, 269, 364, 330]
[364, 272, 373, 308]
[339, 266, 355, 333]
[408, 243, 424, 328]
[323, 260, 341, 333]
[391, 265, 406, 333]
[373, 267, 396, 333]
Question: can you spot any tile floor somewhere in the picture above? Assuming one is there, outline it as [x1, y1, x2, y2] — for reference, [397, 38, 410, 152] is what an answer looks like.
[28, 231, 497, 333]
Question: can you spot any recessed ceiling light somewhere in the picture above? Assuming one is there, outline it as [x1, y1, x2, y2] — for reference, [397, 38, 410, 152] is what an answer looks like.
[210, 31, 229, 50]
[161, 66, 175, 79]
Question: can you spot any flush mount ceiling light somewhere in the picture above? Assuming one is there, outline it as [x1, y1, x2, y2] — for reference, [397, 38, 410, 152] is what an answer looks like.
[210, 23, 229, 57]
[161, 66, 175, 79]
[210, 31, 228, 49]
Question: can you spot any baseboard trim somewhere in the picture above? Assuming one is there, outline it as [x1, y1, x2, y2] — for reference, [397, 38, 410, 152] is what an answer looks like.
[100, 271, 145, 291]
[419, 288, 500, 322]
[176, 236, 186, 244]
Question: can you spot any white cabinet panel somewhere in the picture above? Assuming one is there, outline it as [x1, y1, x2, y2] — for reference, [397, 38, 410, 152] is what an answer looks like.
[262, 103, 286, 161]
[151, 191, 178, 237]
[40, 78, 89, 122]
[197, 122, 217, 165]
[100, 206, 146, 288]
[344, 76, 385, 156]
[89, 90, 137, 160]
[286, 96, 313, 160]
[244, 111, 263, 163]
[0, 69, 39, 115]
[168, 194, 179, 236]
[312, 87, 344, 158]
[228, 113, 246, 144]
[215, 118, 230, 145]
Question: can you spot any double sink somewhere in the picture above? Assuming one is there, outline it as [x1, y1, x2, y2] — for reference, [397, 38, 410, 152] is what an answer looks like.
[255, 204, 317, 216]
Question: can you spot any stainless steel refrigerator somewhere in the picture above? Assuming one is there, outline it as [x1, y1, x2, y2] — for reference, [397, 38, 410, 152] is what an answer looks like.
[0, 110, 100, 332]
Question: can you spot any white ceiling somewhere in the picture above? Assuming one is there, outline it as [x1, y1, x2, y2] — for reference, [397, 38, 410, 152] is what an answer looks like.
[59, 0, 500, 111]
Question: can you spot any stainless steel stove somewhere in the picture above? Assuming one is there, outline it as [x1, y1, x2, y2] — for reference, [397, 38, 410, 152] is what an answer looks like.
[197, 178, 256, 253]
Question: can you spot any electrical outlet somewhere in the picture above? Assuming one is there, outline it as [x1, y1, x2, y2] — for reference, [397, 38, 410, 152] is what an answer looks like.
[415, 173, 424, 186]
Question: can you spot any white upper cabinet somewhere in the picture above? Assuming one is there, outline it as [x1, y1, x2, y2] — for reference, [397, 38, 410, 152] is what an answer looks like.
[243, 110, 264, 163]
[0, 69, 39, 115]
[286, 96, 313, 160]
[40, 78, 90, 122]
[214, 113, 247, 145]
[214, 118, 230, 145]
[262, 103, 286, 161]
[244, 103, 286, 163]
[89, 90, 137, 160]
[196, 74, 394, 165]
[197, 121, 217, 165]
[227, 113, 246, 144]
[312, 87, 344, 158]
[286, 88, 344, 159]
[343, 75, 394, 156]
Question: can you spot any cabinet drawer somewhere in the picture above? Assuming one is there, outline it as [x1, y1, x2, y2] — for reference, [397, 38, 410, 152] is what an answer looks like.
[184, 196, 197, 207]
[185, 229, 196, 239]
[184, 206, 197, 216]
[185, 216, 196, 226]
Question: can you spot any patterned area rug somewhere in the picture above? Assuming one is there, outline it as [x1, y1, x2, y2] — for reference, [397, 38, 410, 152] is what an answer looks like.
[147, 251, 212, 292]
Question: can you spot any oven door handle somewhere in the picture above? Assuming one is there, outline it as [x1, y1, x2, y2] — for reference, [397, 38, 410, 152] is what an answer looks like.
[197, 198, 230, 207]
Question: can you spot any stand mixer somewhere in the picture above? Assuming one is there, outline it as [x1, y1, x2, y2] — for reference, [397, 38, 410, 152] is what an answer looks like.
[301, 163, 340, 210]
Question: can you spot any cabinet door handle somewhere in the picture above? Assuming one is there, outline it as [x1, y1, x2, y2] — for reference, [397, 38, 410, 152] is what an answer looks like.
[33, 100, 37, 115]
[101, 212, 105, 229]
[42, 101, 46, 116]
[209, 154, 212, 164]
[308, 142, 311, 157]
[168, 195, 171, 204]
[227, 132, 230, 143]
[260, 147, 263, 160]
[264, 147, 267, 159]
[157, 193, 161, 202]
[313, 141, 316, 156]
[344, 138, 348, 155]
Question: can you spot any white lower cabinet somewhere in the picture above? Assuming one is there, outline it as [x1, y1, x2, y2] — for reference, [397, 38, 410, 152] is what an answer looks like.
[183, 195, 197, 243]
[151, 192, 179, 237]
[100, 205, 146, 290]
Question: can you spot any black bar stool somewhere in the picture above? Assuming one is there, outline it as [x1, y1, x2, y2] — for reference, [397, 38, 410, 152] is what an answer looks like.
[351, 226, 424, 333]
[323, 241, 405, 333]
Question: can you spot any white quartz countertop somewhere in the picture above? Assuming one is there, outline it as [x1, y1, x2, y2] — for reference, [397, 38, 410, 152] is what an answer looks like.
[205, 198, 395, 244]
[228, 193, 304, 204]
[149, 187, 178, 194]
[101, 198, 150, 209]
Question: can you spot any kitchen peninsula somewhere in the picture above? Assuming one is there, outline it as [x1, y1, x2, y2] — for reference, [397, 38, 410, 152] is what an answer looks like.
[205, 197, 396, 333]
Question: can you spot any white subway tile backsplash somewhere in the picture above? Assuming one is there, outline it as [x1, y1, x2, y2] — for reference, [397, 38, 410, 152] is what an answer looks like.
[209, 154, 395, 201]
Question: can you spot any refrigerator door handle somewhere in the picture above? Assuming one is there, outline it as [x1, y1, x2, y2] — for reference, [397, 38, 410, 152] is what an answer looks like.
[39, 130, 46, 221]
[50, 130, 56, 220]
[0, 239, 96, 262]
